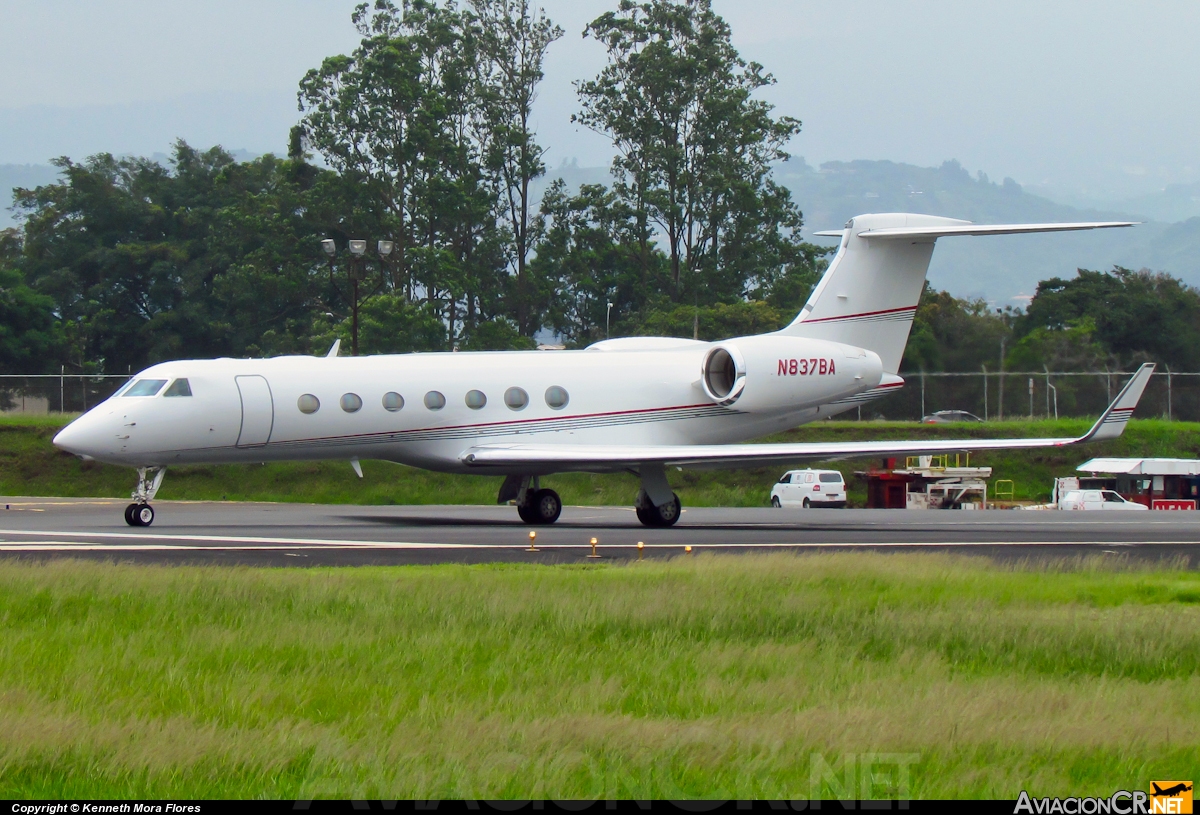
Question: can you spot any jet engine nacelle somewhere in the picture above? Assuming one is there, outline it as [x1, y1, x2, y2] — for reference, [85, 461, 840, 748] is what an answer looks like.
[700, 334, 883, 412]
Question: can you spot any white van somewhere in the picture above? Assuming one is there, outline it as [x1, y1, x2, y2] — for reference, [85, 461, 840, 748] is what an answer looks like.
[1057, 489, 1147, 511]
[771, 469, 847, 508]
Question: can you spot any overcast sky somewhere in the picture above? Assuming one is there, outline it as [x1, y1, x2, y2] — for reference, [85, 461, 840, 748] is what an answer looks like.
[1, 0, 1197, 202]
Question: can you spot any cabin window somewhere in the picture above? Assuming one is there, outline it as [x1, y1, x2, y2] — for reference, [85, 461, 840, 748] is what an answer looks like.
[163, 378, 192, 397]
[297, 394, 320, 414]
[504, 387, 529, 410]
[545, 385, 569, 410]
[340, 393, 363, 413]
[122, 379, 167, 397]
[465, 390, 487, 410]
[382, 392, 404, 412]
[424, 391, 446, 410]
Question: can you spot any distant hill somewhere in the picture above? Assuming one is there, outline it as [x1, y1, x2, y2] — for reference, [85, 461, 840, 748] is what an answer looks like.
[1112, 182, 1200, 223]
[774, 159, 1192, 304]
[6, 155, 1196, 304]
[0, 164, 61, 228]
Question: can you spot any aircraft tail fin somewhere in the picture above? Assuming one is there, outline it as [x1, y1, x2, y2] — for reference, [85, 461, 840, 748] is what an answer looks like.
[781, 214, 1136, 374]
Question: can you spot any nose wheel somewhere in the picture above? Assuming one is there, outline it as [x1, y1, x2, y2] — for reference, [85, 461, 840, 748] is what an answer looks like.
[125, 503, 155, 527]
[124, 466, 166, 527]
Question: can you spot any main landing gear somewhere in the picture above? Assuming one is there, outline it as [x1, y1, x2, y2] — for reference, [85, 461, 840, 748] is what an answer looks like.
[635, 488, 681, 527]
[518, 488, 563, 525]
[499, 475, 562, 525]
[498, 467, 682, 528]
[125, 466, 166, 527]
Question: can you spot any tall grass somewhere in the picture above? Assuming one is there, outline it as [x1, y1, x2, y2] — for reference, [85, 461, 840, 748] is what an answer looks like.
[0, 554, 1196, 798]
[3, 417, 1199, 505]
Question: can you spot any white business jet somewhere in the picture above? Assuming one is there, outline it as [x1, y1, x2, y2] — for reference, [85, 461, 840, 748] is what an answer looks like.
[53, 213, 1153, 528]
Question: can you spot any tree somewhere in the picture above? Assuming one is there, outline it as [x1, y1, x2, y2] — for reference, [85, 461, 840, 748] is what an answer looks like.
[574, 0, 813, 304]
[471, 0, 562, 335]
[0, 228, 58, 373]
[901, 285, 1013, 373]
[12, 142, 347, 371]
[530, 179, 665, 346]
[299, 0, 554, 348]
[1015, 267, 1200, 369]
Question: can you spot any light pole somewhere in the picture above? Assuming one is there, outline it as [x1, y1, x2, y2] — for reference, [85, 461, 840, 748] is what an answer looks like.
[606, 301, 613, 338]
[377, 240, 395, 291]
[348, 240, 366, 356]
[322, 238, 392, 356]
[998, 335, 1007, 420]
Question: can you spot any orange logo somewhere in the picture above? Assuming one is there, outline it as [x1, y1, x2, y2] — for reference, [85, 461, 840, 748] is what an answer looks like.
[1150, 782, 1193, 814]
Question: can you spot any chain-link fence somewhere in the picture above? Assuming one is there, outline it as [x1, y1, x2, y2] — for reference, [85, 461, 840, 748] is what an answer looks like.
[871, 371, 1197, 422]
[0, 370, 1194, 421]
[0, 375, 129, 414]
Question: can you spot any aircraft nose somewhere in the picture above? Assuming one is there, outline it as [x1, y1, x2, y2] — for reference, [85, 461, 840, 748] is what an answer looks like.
[53, 414, 105, 459]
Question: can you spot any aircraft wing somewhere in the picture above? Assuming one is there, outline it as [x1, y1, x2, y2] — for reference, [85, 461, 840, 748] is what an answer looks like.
[461, 364, 1154, 472]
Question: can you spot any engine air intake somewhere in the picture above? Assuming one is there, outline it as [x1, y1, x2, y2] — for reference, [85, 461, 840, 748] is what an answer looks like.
[701, 345, 745, 406]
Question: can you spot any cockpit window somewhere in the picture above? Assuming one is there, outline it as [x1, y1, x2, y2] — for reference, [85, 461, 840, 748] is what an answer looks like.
[122, 379, 168, 397]
[112, 379, 137, 397]
[164, 378, 192, 397]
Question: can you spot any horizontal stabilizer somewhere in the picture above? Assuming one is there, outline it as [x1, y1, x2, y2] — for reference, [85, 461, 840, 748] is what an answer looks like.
[814, 221, 1136, 240]
[461, 365, 1154, 473]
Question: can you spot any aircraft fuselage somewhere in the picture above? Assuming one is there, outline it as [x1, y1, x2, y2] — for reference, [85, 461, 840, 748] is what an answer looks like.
[54, 338, 883, 475]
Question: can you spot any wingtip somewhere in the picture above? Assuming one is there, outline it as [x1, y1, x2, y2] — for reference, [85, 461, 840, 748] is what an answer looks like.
[1080, 363, 1155, 442]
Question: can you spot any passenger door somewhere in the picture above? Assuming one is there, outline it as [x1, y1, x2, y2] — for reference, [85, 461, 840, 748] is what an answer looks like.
[235, 375, 274, 448]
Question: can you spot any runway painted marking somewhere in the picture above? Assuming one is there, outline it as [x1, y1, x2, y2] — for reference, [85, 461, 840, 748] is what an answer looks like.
[0, 538, 1189, 553]
[0, 529, 470, 549]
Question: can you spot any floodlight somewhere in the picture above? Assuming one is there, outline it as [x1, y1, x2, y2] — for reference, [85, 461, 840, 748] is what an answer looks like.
[348, 240, 367, 256]
[321, 239, 336, 257]
[378, 240, 394, 257]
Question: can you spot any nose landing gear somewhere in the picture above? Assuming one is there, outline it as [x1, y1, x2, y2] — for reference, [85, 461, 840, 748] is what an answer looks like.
[125, 466, 166, 527]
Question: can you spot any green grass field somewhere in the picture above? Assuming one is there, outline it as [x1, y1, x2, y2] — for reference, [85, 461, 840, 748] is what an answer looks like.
[0, 554, 1196, 798]
[3, 414, 1199, 505]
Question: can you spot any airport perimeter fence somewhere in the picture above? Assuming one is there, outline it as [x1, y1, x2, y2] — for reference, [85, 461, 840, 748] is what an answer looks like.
[0, 370, 1197, 422]
[0, 374, 129, 414]
[873, 370, 1200, 422]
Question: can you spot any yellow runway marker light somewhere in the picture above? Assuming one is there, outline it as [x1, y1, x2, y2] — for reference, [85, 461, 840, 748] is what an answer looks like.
[526, 530, 538, 552]
[588, 536, 601, 559]
[637, 540, 644, 560]
[684, 544, 693, 555]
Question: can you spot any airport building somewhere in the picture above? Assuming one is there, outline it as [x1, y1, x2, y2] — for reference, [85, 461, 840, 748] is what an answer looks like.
[1058, 458, 1200, 509]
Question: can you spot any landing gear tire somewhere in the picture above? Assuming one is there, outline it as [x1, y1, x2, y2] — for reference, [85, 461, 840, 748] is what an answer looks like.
[771, 496, 781, 508]
[126, 503, 154, 527]
[519, 488, 562, 525]
[636, 491, 682, 528]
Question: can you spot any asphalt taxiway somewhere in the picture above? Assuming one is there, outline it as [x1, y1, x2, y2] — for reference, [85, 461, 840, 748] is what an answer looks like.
[1, 497, 1198, 567]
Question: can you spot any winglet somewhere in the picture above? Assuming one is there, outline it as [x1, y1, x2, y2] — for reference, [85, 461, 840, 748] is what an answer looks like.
[326, 339, 341, 358]
[1076, 363, 1155, 443]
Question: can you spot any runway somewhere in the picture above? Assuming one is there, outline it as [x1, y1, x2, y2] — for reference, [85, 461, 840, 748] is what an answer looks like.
[1, 496, 1199, 567]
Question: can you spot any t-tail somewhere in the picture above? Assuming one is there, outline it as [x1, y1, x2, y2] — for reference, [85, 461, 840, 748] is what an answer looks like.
[779, 213, 1136, 374]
